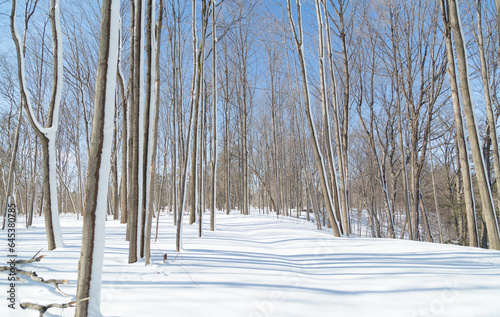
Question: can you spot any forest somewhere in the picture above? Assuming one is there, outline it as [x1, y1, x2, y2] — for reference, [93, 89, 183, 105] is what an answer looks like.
[1, 0, 500, 315]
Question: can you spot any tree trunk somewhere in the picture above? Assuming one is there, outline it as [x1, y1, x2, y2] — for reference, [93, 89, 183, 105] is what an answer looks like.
[440, 0, 478, 247]
[210, 0, 217, 231]
[286, 0, 341, 237]
[447, 0, 500, 249]
[10, 0, 64, 250]
[477, 0, 500, 218]
[129, 0, 144, 263]
[316, 0, 344, 234]
[429, 145, 444, 243]
[75, 0, 120, 314]
[117, 32, 128, 225]
[1, 106, 22, 230]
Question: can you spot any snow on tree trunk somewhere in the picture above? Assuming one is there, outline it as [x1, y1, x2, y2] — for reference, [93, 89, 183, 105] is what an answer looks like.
[145, 0, 163, 266]
[10, 0, 64, 250]
[74, 0, 120, 315]
[142, 0, 156, 261]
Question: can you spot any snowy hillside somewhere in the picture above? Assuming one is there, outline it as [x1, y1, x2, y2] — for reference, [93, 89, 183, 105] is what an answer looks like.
[2, 211, 500, 316]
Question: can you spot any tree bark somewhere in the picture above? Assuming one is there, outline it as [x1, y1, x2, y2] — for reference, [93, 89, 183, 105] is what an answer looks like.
[145, 0, 163, 265]
[447, 0, 499, 249]
[440, 0, 478, 247]
[129, 0, 144, 263]
[75, 0, 120, 314]
[210, 0, 217, 231]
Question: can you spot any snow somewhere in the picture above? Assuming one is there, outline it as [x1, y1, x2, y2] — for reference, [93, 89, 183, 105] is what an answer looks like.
[2, 210, 500, 316]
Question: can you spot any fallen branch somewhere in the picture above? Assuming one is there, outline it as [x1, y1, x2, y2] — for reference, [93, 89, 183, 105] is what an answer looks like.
[20, 297, 89, 317]
[0, 267, 69, 296]
[15, 254, 45, 264]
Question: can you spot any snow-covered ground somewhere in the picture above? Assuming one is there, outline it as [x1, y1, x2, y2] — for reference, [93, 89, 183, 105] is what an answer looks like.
[2, 210, 500, 316]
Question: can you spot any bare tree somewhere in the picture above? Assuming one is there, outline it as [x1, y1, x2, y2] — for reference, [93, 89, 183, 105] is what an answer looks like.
[446, 0, 500, 250]
[11, 0, 64, 250]
[75, 0, 120, 314]
[145, 0, 164, 265]
[286, 0, 341, 237]
[210, 0, 218, 231]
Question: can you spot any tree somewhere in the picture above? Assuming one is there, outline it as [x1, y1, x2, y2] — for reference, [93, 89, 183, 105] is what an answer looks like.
[75, 0, 120, 314]
[286, 0, 341, 237]
[189, 0, 210, 224]
[439, 0, 478, 247]
[315, 0, 344, 232]
[11, 0, 64, 250]
[129, 0, 145, 264]
[210, 0, 218, 231]
[446, 0, 500, 250]
[145, 0, 164, 265]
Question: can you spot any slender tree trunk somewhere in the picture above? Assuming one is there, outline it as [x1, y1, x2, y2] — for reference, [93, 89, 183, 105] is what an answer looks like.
[477, 0, 500, 216]
[126, 0, 135, 242]
[1, 106, 22, 230]
[117, 30, 128, 224]
[210, 0, 217, 231]
[190, 0, 209, 224]
[447, 0, 499, 249]
[111, 99, 119, 220]
[287, 0, 341, 237]
[145, 0, 162, 265]
[75, 0, 120, 314]
[27, 144, 38, 228]
[129, 0, 144, 263]
[429, 145, 444, 243]
[389, 8, 413, 241]
[141, 0, 153, 259]
[419, 191, 434, 242]
[331, 0, 351, 235]
[440, 0, 478, 247]
[316, 0, 344, 234]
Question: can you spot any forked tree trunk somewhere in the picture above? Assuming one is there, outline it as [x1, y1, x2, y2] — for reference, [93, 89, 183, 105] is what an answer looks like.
[10, 0, 64, 250]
